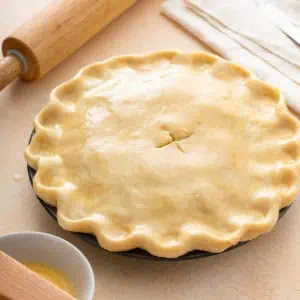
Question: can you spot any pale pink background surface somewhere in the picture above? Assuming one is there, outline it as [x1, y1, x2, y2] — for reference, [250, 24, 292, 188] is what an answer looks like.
[0, 1, 300, 299]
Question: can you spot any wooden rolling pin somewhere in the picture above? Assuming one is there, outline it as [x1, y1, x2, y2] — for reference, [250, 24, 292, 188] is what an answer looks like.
[0, 251, 75, 300]
[0, 0, 137, 91]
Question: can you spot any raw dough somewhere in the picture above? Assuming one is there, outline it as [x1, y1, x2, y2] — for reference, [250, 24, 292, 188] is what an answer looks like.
[25, 51, 300, 258]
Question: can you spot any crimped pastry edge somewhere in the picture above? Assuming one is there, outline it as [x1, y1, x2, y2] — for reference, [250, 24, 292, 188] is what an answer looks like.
[25, 51, 300, 258]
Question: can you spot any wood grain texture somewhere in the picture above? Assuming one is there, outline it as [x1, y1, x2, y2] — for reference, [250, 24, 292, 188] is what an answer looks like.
[2, 0, 137, 80]
[0, 56, 22, 91]
[0, 251, 75, 300]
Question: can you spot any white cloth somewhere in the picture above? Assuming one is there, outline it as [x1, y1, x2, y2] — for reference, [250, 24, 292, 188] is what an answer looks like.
[161, 0, 300, 113]
[270, 0, 300, 23]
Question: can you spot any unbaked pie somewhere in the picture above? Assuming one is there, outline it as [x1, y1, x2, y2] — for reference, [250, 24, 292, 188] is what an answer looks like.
[26, 51, 300, 258]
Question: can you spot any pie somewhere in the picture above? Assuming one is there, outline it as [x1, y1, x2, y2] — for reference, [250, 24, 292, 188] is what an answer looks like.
[25, 51, 300, 258]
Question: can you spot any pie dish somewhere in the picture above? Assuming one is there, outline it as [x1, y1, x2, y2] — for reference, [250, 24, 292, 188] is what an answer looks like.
[25, 51, 300, 258]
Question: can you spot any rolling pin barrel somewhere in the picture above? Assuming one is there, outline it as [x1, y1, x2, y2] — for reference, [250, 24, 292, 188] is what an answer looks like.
[0, 0, 136, 90]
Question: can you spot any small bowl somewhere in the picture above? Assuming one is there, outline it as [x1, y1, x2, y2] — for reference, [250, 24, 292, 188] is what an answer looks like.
[0, 232, 95, 300]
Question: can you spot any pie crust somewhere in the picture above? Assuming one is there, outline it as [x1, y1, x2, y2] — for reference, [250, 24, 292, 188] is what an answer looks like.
[25, 51, 300, 258]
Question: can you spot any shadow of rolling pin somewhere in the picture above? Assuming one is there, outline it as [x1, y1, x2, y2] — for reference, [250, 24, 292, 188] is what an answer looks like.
[0, 0, 137, 91]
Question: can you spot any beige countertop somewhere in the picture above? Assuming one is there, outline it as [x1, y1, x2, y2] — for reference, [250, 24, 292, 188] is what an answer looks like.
[1, 1, 300, 299]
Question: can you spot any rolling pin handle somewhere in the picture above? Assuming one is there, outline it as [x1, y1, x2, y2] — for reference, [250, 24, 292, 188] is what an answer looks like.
[0, 55, 23, 91]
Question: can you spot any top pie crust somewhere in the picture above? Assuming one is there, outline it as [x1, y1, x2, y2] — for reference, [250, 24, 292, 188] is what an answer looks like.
[26, 51, 300, 258]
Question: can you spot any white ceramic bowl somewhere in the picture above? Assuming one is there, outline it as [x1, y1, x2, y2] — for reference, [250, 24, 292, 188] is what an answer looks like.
[0, 232, 95, 300]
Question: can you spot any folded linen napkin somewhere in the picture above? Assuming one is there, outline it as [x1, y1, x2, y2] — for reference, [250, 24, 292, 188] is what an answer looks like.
[161, 0, 300, 113]
[263, 0, 300, 25]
